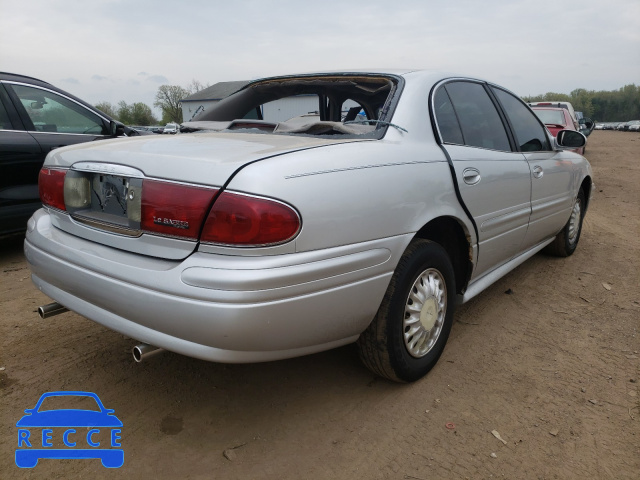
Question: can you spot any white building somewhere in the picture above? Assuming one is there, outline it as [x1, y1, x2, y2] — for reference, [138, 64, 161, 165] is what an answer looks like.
[181, 81, 249, 122]
[182, 81, 351, 123]
[261, 95, 319, 122]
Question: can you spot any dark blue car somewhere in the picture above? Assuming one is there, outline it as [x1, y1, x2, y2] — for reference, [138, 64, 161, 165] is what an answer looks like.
[16, 391, 123, 468]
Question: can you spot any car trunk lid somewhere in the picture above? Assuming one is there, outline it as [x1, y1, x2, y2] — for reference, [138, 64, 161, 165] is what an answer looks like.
[43, 132, 367, 259]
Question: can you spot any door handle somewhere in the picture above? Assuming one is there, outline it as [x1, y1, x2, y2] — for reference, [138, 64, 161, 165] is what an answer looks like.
[462, 168, 481, 185]
[532, 165, 543, 178]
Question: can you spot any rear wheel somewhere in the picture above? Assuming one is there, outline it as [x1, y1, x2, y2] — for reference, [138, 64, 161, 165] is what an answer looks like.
[545, 188, 585, 257]
[357, 239, 456, 382]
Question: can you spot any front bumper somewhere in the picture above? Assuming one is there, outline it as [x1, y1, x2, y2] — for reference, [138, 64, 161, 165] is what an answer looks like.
[25, 209, 407, 362]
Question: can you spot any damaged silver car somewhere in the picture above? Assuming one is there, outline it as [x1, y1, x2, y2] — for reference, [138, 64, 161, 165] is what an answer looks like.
[25, 70, 592, 382]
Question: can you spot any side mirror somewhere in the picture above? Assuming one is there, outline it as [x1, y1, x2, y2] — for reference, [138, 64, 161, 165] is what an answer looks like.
[109, 120, 126, 137]
[556, 130, 586, 149]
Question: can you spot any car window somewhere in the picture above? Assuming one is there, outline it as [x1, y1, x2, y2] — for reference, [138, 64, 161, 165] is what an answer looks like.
[242, 107, 262, 120]
[0, 97, 13, 130]
[433, 87, 464, 144]
[533, 109, 566, 126]
[492, 88, 551, 152]
[11, 84, 107, 135]
[444, 81, 511, 151]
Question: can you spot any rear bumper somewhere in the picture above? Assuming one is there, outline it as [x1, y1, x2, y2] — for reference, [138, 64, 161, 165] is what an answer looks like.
[25, 209, 406, 362]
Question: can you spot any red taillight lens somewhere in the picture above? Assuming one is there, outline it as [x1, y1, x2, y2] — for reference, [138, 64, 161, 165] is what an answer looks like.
[201, 192, 300, 246]
[38, 168, 67, 211]
[141, 180, 217, 239]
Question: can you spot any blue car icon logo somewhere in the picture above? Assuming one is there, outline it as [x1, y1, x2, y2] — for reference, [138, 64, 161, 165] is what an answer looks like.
[16, 391, 123, 468]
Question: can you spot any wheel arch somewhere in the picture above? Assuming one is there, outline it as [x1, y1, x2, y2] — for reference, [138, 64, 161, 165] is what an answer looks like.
[580, 175, 593, 212]
[412, 216, 472, 294]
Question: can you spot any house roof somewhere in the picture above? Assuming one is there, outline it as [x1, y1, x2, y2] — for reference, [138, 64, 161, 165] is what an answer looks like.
[182, 81, 250, 102]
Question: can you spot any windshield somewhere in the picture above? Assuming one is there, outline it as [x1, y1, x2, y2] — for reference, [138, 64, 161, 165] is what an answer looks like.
[533, 109, 566, 126]
[185, 74, 401, 138]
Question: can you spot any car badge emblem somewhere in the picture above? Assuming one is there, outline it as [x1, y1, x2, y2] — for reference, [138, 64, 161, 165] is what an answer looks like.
[15, 391, 124, 468]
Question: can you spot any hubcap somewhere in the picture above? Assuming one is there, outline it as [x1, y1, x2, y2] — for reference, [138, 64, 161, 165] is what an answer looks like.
[568, 197, 582, 245]
[403, 268, 447, 358]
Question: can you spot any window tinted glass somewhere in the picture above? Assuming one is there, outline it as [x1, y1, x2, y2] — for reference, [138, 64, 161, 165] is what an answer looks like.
[533, 109, 566, 126]
[0, 98, 12, 130]
[433, 87, 463, 144]
[493, 88, 550, 152]
[11, 85, 106, 135]
[242, 108, 261, 119]
[444, 82, 510, 151]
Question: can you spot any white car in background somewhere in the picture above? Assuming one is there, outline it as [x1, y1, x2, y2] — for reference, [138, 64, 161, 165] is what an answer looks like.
[163, 123, 178, 134]
[627, 120, 640, 132]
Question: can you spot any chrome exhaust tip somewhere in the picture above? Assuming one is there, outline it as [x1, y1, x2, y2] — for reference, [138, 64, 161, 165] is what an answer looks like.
[132, 343, 164, 363]
[38, 302, 69, 319]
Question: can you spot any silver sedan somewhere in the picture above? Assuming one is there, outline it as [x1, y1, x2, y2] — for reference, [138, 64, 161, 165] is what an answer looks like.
[25, 70, 592, 382]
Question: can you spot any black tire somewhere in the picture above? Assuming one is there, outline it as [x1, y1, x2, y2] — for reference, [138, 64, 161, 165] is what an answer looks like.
[357, 239, 456, 382]
[544, 188, 585, 257]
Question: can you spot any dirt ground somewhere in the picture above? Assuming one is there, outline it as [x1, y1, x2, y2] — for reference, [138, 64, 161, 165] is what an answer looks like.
[1, 130, 638, 479]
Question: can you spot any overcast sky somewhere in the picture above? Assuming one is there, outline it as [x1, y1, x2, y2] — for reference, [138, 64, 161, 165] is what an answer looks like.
[2, 0, 638, 116]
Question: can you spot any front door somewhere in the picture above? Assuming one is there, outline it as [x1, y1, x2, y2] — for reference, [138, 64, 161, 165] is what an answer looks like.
[489, 87, 574, 249]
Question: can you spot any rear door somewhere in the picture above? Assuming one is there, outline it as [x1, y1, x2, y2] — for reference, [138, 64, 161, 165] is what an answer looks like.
[432, 80, 532, 279]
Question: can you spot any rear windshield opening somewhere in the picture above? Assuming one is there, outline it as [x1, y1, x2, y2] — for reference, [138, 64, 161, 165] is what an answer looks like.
[184, 75, 400, 138]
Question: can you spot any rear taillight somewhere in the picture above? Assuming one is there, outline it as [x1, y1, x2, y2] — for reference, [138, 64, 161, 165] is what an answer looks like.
[201, 192, 300, 246]
[141, 180, 217, 239]
[39, 168, 67, 211]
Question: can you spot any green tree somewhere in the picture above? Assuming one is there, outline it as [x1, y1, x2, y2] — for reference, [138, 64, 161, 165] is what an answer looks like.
[95, 101, 118, 120]
[523, 92, 571, 103]
[570, 89, 594, 118]
[117, 101, 133, 125]
[154, 85, 188, 124]
[523, 84, 640, 121]
[114, 101, 158, 125]
[523, 84, 640, 122]
[130, 102, 157, 125]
